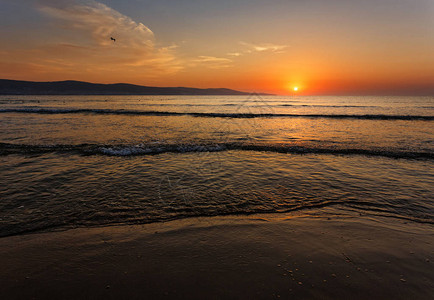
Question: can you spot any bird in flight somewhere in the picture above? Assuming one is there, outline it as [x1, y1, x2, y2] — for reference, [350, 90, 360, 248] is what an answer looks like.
[110, 37, 116, 42]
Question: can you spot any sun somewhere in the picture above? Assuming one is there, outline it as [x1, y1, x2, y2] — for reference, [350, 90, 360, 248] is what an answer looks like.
[293, 87, 298, 92]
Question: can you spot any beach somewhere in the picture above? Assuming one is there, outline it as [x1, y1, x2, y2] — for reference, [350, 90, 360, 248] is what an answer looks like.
[1, 211, 433, 299]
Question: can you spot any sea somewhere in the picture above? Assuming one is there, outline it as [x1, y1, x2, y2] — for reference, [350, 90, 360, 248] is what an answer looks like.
[0, 95, 433, 236]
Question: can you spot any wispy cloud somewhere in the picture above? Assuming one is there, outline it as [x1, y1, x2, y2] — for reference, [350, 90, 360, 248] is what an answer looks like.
[240, 42, 288, 53]
[227, 42, 288, 57]
[193, 56, 233, 69]
[227, 52, 242, 57]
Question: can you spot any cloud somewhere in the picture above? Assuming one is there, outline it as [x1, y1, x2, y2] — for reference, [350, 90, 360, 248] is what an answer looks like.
[240, 42, 288, 53]
[193, 56, 233, 69]
[38, 0, 154, 48]
[0, 0, 182, 81]
[226, 42, 288, 58]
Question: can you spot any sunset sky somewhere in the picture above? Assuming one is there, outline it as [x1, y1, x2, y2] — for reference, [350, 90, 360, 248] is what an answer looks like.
[0, 0, 433, 95]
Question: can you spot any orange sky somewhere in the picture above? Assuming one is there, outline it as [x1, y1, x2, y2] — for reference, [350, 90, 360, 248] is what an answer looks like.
[0, 0, 433, 95]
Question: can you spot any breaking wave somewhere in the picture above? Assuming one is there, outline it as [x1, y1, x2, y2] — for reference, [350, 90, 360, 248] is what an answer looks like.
[0, 108, 433, 120]
[0, 142, 432, 159]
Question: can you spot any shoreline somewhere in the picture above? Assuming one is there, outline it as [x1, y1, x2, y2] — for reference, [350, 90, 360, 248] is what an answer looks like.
[1, 212, 433, 299]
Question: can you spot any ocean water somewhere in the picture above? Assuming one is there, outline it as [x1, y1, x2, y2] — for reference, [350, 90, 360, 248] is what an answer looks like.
[0, 95, 433, 236]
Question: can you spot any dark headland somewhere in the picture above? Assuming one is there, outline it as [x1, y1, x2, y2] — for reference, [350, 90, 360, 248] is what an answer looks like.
[0, 79, 268, 96]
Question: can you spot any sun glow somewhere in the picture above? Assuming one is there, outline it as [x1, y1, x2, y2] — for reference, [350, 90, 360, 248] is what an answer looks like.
[293, 87, 298, 91]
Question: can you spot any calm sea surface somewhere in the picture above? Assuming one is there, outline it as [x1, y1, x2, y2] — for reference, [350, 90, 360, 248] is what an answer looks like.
[0, 95, 433, 236]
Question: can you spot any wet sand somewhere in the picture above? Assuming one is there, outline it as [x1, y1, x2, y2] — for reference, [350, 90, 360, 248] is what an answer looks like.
[0, 212, 433, 299]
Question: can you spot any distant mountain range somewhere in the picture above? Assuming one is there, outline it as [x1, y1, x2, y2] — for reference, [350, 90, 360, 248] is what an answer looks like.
[0, 79, 267, 95]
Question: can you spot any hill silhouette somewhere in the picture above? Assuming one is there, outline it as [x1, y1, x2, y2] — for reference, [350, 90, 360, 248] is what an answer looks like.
[0, 79, 268, 95]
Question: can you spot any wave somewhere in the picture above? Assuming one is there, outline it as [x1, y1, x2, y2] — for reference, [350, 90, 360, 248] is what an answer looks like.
[2, 200, 432, 238]
[0, 142, 432, 159]
[279, 104, 378, 108]
[0, 107, 433, 120]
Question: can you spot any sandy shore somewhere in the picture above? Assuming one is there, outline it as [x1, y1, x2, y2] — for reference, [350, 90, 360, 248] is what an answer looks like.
[0, 212, 433, 299]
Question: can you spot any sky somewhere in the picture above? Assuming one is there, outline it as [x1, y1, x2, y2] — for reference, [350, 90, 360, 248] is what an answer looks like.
[0, 0, 433, 95]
